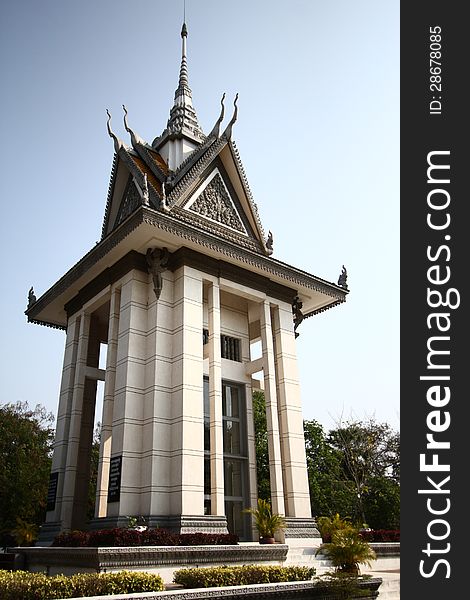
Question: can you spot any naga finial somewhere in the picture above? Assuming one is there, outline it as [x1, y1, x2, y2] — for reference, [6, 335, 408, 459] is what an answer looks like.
[106, 109, 123, 153]
[265, 230, 274, 255]
[122, 104, 144, 148]
[27, 286, 37, 309]
[223, 93, 239, 140]
[337, 265, 348, 289]
[208, 93, 226, 138]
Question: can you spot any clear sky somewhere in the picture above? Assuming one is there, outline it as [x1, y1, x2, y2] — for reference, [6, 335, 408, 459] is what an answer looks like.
[0, 0, 399, 433]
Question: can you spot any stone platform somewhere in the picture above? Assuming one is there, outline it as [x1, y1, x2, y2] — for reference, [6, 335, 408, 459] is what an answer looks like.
[11, 544, 288, 581]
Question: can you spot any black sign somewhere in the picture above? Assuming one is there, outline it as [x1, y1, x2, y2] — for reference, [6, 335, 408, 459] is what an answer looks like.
[46, 472, 59, 511]
[107, 455, 122, 503]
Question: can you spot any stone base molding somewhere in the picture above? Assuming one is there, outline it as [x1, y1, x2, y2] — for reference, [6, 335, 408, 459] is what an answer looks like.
[87, 515, 229, 535]
[282, 517, 321, 540]
[11, 544, 288, 574]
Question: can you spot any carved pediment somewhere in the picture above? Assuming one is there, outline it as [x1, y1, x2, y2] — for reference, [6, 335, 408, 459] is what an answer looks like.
[188, 172, 246, 234]
[115, 180, 141, 227]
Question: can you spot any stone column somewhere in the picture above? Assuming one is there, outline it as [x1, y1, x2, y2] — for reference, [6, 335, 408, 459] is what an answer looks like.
[171, 266, 204, 518]
[107, 270, 149, 518]
[41, 314, 81, 535]
[59, 312, 91, 531]
[143, 269, 174, 518]
[272, 303, 312, 517]
[259, 300, 285, 517]
[208, 280, 224, 516]
[95, 287, 120, 518]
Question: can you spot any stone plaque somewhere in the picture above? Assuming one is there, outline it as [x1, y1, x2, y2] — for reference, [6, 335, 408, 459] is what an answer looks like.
[107, 455, 122, 503]
[46, 471, 59, 511]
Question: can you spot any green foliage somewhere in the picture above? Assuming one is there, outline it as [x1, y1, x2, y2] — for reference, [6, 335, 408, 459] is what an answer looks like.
[252, 390, 271, 501]
[304, 420, 357, 519]
[304, 418, 400, 529]
[316, 529, 376, 575]
[173, 565, 315, 588]
[316, 514, 352, 541]
[11, 517, 38, 546]
[0, 402, 54, 546]
[243, 498, 286, 539]
[327, 419, 400, 524]
[362, 476, 400, 530]
[0, 570, 164, 600]
[52, 527, 238, 547]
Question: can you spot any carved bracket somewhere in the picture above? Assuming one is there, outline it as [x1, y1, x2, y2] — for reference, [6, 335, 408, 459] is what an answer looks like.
[146, 247, 170, 300]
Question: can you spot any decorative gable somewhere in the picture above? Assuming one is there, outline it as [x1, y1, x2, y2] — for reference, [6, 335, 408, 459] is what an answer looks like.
[185, 169, 247, 235]
[115, 179, 141, 227]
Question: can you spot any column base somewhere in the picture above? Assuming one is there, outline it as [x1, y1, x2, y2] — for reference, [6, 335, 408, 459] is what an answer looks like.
[282, 517, 321, 541]
[37, 521, 63, 546]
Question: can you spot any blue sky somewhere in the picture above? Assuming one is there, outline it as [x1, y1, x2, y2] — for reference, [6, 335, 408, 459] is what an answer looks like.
[0, 0, 399, 432]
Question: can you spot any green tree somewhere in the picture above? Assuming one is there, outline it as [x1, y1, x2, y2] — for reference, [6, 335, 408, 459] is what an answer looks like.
[252, 391, 270, 500]
[363, 476, 400, 530]
[327, 419, 400, 527]
[304, 419, 356, 519]
[0, 402, 54, 545]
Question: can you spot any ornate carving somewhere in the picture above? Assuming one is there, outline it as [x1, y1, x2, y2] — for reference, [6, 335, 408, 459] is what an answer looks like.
[168, 137, 226, 205]
[27, 287, 36, 309]
[190, 174, 245, 232]
[101, 153, 118, 239]
[146, 247, 169, 300]
[28, 207, 347, 330]
[265, 230, 273, 255]
[141, 173, 149, 206]
[337, 265, 348, 289]
[115, 181, 141, 227]
[292, 295, 304, 339]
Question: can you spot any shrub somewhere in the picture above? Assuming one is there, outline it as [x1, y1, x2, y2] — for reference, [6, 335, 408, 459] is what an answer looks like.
[51, 530, 90, 547]
[87, 527, 143, 547]
[316, 529, 376, 575]
[370, 529, 400, 542]
[141, 527, 179, 546]
[52, 527, 239, 547]
[178, 533, 239, 546]
[316, 514, 352, 543]
[0, 570, 164, 600]
[173, 565, 315, 588]
[243, 498, 286, 539]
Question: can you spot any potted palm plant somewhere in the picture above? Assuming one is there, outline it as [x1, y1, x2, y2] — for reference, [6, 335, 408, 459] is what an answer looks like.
[316, 528, 376, 575]
[244, 498, 286, 543]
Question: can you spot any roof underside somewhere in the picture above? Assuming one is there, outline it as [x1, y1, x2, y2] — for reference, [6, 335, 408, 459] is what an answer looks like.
[26, 205, 347, 329]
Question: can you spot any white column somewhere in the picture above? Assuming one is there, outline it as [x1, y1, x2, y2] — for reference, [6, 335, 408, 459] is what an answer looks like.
[107, 270, 148, 517]
[273, 303, 312, 517]
[208, 280, 224, 515]
[95, 287, 120, 518]
[45, 314, 80, 524]
[60, 312, 91, 530]
[171, 266, 204, 515]
[143, 269, 173, 517]
[259, 300, 285, 517]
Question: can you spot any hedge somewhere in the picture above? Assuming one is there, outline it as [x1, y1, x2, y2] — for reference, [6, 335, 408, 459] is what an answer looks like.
[323, 529, 400, 543]
[52, 528, 239, 547]
[173, 565, 316, 588]
[358, 529, 400, 542]
[0, 570, 164, 600]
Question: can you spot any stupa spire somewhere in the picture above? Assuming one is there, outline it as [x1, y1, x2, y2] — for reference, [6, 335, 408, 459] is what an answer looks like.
[165, 21, 204, 142]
